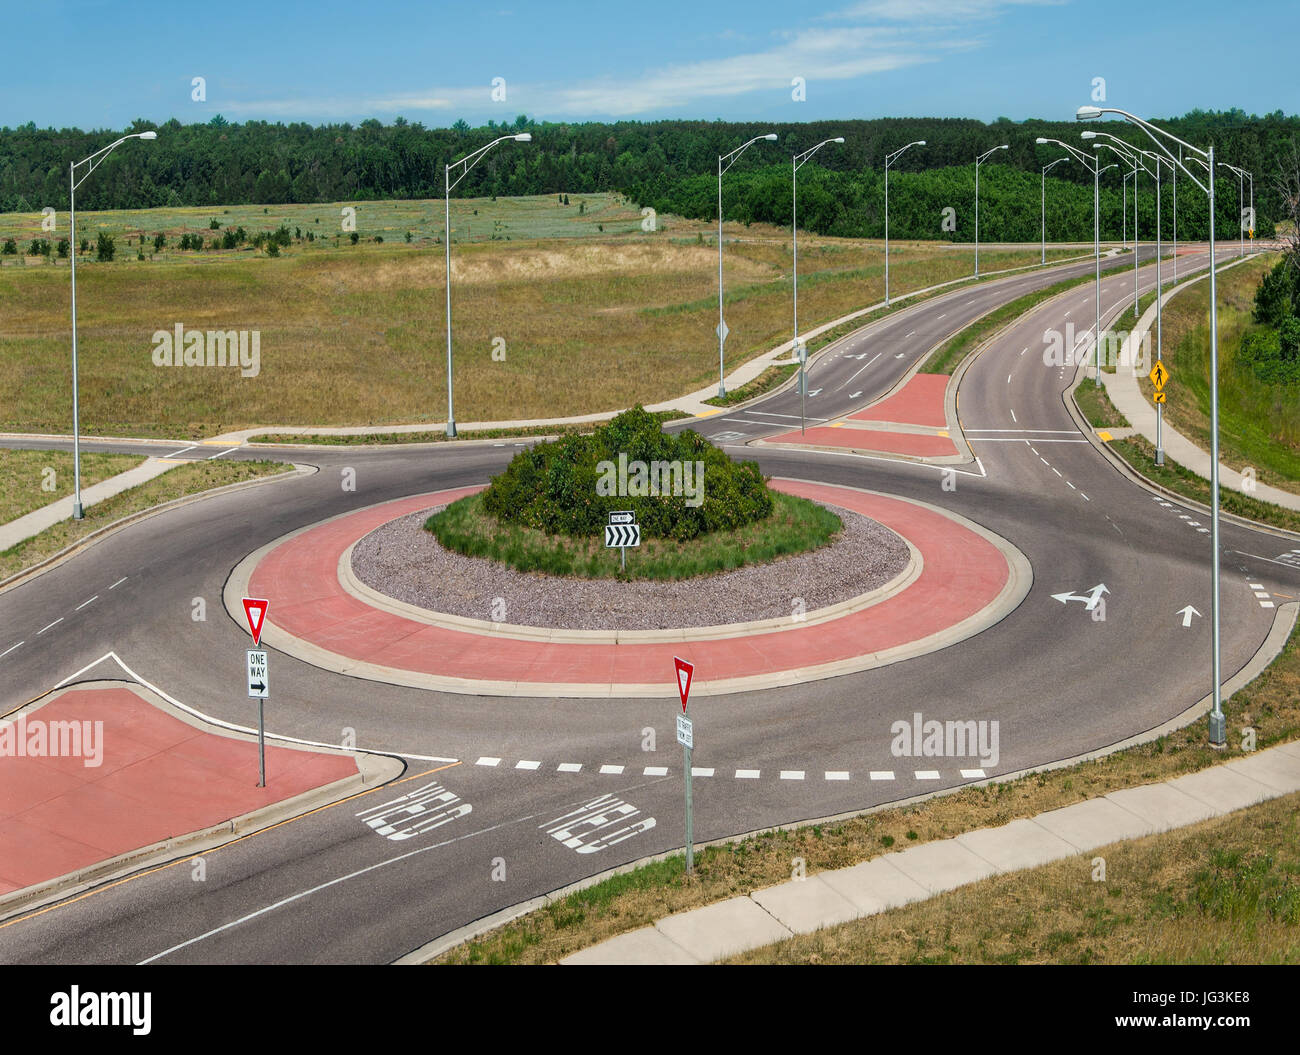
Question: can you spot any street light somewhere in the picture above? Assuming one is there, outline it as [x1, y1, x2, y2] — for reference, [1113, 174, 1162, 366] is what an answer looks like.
[974, 144, 1008, 277]
[1079, 103, 1226, 748]
[1219, 162, 1251, 258]
[68, 129, 157, 519]
[1040, 156, 1070, 265]
[884, 140, 924, 303]
[793, 136, 844, 435]
[1083, 130, 1145, 316]
[1037, 136, 1104, 385]
[716, 133, 778, 398]
[443, 132, 530, 437]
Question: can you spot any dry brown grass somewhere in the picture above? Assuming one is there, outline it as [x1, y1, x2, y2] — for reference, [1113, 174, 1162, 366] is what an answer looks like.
[0, 449, 143, 524]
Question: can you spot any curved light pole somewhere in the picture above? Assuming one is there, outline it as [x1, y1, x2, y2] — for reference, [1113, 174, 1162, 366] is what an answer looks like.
[1037, 137, 1104, 385]
[69, 129, 157, 520]
[1083, 131, 1147, 316]
[717, 133, 778, 397]
[1220, 162, 1250, 257]
[443, 132, 531, 438]
[883, 140, 924, 303]
[1078, 103, 1225, 747]
[1041, 156, 1070, 265]
[974, 144, 1008, 277]
[793, 136, 844, 434]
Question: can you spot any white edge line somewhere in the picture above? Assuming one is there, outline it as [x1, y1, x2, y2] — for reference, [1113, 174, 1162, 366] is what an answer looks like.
[207, 447, 239, 460]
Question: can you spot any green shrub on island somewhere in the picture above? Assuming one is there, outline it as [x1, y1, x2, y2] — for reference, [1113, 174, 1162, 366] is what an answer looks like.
[478, 405, 773, 541]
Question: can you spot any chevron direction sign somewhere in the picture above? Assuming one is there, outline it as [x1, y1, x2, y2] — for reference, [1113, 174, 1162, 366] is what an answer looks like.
[605, 522, 641, 548]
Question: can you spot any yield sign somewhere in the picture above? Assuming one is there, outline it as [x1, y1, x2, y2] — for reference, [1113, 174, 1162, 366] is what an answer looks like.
[242, 597, 269, 646]
[673, 656, 694, 713]
[1149, 361, 1169, 390]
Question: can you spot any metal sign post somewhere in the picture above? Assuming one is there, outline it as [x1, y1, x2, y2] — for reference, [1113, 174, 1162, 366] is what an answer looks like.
[605, 511, 640, 572]
[246, 648, 269, 786]
[673, 656, 695, 874]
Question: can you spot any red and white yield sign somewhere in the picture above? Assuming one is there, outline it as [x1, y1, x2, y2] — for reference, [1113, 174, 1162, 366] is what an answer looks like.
[242, 597, 269, 646]
[673, 656, 694, 712]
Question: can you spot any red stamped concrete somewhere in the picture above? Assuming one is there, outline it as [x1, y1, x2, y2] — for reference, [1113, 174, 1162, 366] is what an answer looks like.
[0, 686, 356, 895]
[247, 480, 1009, 691]
[765, 427, 958, 458]
[850, 373, 950, 428]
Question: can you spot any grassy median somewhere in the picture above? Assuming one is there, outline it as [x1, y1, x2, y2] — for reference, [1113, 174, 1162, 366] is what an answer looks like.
[0, 450, 145, 525]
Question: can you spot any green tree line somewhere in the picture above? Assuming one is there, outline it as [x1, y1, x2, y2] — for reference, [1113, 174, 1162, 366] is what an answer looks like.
[0, 109, 1291, 239]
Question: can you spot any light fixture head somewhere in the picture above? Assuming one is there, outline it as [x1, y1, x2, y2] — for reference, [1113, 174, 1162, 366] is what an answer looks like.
[138, 131, 157, 140]
[1035, 137, 1050, 145]
[998, 144, 1008, 150]
[832, 137, 845, 143]
[1080, 131, 1097, 140]
[916, 140, 926, 146]
[1076, 105, 1102, 121]
[763, 134, 778, 141]
[514, 133, 532, 142]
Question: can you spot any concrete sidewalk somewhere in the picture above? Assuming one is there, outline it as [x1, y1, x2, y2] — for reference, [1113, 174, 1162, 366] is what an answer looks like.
[208, 249, 1112, 445]
[0, 456, 179, 554]
[562, 738, 1300, 964]
[1102, 254, 1300, 513]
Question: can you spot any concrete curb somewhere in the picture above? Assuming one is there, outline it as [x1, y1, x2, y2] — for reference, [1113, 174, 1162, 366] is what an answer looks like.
[0, 463, 317, 598]
[226, 481, 1030, 699]
[411, 599, 1297, 965]
[0, 678, 405, 922]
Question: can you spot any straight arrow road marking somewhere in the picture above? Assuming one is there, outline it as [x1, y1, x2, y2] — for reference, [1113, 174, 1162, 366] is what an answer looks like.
[1178, 605, 1202, 628]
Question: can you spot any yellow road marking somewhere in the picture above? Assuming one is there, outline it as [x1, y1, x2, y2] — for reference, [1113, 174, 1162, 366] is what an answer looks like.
[1097, 430, 1113, 442]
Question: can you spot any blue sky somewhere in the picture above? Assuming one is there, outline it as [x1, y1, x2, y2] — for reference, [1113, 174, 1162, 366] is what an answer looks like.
[2, 0, 1295, 129]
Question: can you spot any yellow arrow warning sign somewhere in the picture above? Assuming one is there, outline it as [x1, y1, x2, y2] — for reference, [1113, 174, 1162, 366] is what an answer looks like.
[1149, 361, 1170, 390]
[1153, 391, 1167, 405]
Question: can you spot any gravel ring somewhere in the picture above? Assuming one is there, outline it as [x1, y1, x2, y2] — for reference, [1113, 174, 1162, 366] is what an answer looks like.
[350, 502, 911, 631]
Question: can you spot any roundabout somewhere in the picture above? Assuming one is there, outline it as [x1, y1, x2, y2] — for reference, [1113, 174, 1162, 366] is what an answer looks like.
[225, 478, 1031, 698]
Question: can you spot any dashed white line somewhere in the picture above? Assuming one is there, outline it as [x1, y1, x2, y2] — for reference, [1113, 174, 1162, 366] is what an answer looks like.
[915, 770, 941, 780]
[869, 771, 895, 781]
[515, 760, 540, 770]
[164, 444, 197, 458]
[109, 577, 127, 589]
[825, 771, 850, 781]
[905, 330, 916, 338]
[75, 595, 99, 611]
[1081, 493, 1090, 501]
[643, 766, 669, 777]
[1010, 409, 1017, 423]
[1067, 481, 1077, 490]
[556, 763, 582, 773]
[1006, 374, 1012, 384]
[735, 769, 761, 779]
[1052, 467, 1062, 477]
[780, 770, 806, 781]
[691, 767, 715, 777]
[0, 641, 23, 660]
[475, 757, 501, 767]
[1040, 456, 1050, 466]
[37, 618, 63, 635]
[960, 769, 987, 780]
[1261, 601, 1276, 608]
[207, 447, 239, 460]
[599, 764, 624, 775]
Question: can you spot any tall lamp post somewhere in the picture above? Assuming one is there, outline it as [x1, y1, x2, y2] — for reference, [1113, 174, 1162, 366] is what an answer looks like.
[1041, 156, 1070, 265]
[1036, 137, 1105, 385]
[717, 133, 778, 397]
[792, 136, 844, 435]
[443, 133, 531, 438]
[1219, 163, 1251, 257]
[69, 129, 157, 520]
[884, 140, 924, 303]
[1083, 130, 1146, 316]
[1078, 104, 1225, 747]
[974, 144, 1009, 277]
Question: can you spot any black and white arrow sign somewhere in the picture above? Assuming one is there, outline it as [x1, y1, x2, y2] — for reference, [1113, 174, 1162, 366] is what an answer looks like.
[605, 523, 641, 548]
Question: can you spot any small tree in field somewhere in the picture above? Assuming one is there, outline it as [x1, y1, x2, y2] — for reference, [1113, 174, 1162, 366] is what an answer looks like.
[96, 233, 115, 261]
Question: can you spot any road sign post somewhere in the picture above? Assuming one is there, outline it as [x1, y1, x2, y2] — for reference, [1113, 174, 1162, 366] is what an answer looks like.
[605, 512, 640, 572]
[1149, 361, 1170, 465]
[242, 597, 270, 786]
[674, 656, 695, 874]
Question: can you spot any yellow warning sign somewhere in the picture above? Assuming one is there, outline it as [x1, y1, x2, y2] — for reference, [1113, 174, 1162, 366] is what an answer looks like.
[1153, 391, 1167, 405]
[1149, 361, 1170, 390]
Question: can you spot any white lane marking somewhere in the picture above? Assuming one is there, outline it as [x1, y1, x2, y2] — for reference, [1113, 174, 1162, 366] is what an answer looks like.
[164, 444, 197, 458]
[973, 438, 1087, 443]
[544, 794, 655, 854]
[1081, 493, 1090, 501]
[56, 650, 458, 762]
[691, 767, 715, 777]
[1067, 481, 1077, 490]
[1262, 601, 1276, 608]
[1020, 347, 1027, 356]
[960, 769, 987, 779]
[476, 757, 501, 767]
[0, 641, 23, 660]
[599, 764, 625, 775]
[109, 577, 127, 589]
[1254, 592, 1270, 599]
[735, 769, 761, 779]
[75, 595, 99, 611]
[869, 771, 895, 781]
[206, 447, 238, 460]
[1052, 467, 1062, 477]
[515, 760, 541, 770]
[915, 770, 941, 780]
[964, 429, 1080, 434]
[905, 330, 916, 338]
[1040, 457, 1050, 466]
[937, 313, 946, 320]
[643, 766, 669, 776]
[1006, 374, 1012, 384]
[1063, 310, 1071, 317]
[1010, 409, 1017, 423]
[836, 352, 882, 391]
[1249, 583, 1264, 590]
[557, 762, 582, 773]
[356, 781, 470, 841]
[780, 770, 806, 780]
[849, 391, 862, 399]
[825, 771, 850, 781]
[37, 618, 63, 635]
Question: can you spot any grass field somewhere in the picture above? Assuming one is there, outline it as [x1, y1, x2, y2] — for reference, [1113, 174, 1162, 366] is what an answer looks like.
[0, 449, 144, 525]
[0, 458, 291, 581]
[434, 609, 1300, 964]
[1, 194, 1080, 438]
[426, 490, 841, 580]
[730, 792, 1300, 964]
[1143, 253, 1300, 495]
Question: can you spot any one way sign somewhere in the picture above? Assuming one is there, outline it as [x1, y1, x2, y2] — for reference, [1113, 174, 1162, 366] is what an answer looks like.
[605, 523, 641, 548]
[246, 649, 269, 698]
